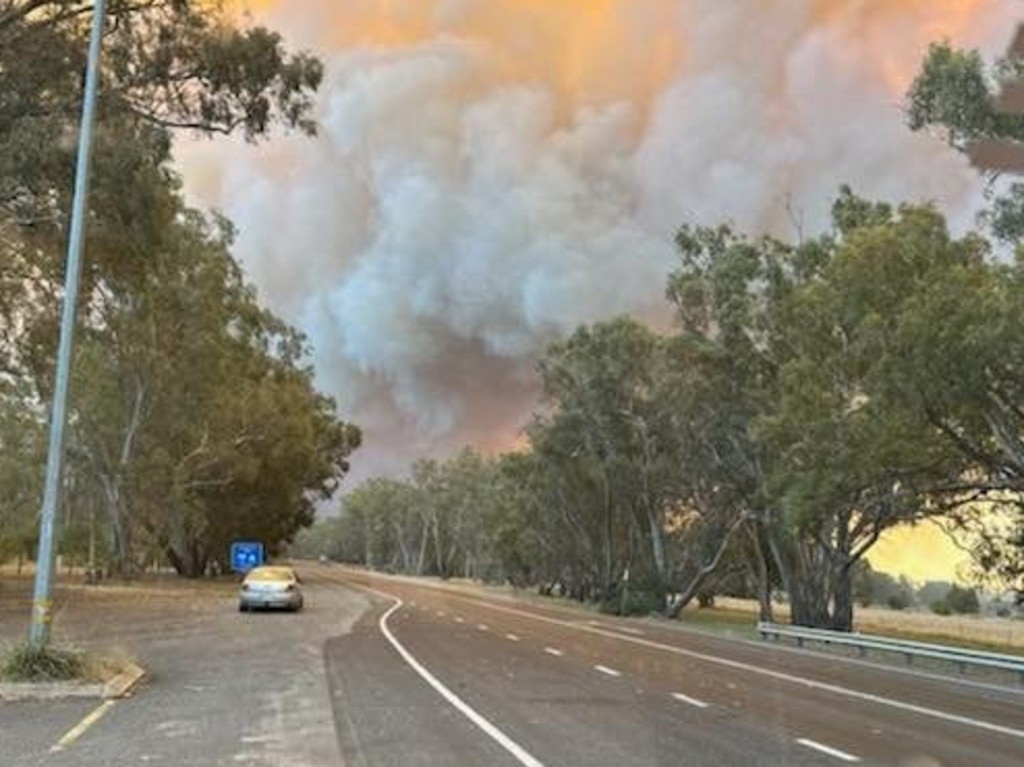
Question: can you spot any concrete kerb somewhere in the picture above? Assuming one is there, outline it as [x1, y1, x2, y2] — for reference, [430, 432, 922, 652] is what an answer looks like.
[0, 661, 146, 701]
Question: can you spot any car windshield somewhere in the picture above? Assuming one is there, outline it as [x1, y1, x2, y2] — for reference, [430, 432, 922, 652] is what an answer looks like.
[3, 3, 1024, 767]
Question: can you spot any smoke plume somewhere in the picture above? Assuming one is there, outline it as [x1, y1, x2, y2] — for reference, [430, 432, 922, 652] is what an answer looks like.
[178, 1, 1018, 480]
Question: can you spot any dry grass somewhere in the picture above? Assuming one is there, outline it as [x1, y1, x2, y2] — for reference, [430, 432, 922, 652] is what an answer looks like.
[710, 596, 1024, 650]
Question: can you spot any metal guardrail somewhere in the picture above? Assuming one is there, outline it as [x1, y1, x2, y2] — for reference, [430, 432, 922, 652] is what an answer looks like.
[757, 622, 1024, 684]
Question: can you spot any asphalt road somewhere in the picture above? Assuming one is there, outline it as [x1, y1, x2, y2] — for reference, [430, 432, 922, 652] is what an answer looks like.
[4, 567, 1024, 766]
[1, 570, 369, 767]
[324, 568, 1024, 767]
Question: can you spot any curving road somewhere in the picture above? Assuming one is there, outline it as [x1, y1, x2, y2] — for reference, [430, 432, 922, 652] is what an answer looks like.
[5, 566, 1023, 766]
[322, 568, 1024, 767]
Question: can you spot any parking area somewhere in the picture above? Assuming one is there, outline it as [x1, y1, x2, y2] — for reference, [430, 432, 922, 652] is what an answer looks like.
[0, 569, 369, 767]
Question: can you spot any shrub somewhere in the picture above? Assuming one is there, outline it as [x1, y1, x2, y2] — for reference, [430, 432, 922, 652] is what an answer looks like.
[930, 600, 952, 616]
[886, 593, 910, 611]
[0, 644, 85, 682]
[946, 585, 980, 615]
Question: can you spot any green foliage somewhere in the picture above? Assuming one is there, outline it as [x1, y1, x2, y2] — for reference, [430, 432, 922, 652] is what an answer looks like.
[0, 1, 358, 577]
[853, 561, 915, 610]
[931, 600, 952, 616]
[946, 585, 980, 615]
[887, 593, 911, 611]
[918, 581, 955, 607]
[0, 644, 84, 682]
[905, 42, 1013, 150]
[906, 41, 1024, 243]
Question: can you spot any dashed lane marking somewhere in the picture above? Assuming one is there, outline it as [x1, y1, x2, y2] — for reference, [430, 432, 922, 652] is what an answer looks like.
[796, 738, 861, 763]
[454, 596, 1024, 742]
[671, 692, 710, 709]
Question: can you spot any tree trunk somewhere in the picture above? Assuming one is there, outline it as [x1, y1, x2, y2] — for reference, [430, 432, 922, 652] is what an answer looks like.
[415, 517, 429, 576]
[745, 523, 773, 623]
[665, 514, 745, 619]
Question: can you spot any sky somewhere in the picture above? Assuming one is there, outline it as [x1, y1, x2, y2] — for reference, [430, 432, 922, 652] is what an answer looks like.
[176, 1, 1019, 582]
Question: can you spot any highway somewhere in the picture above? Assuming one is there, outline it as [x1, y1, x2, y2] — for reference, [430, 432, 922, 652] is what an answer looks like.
[323, 568, 1024, 767]
[4, 566, 1024, 766]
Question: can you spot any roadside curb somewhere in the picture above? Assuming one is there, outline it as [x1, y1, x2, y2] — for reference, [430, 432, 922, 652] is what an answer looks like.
[0, 662, 146, 701]
[102, 661, 147, 699]
[0, 680, 104, 701]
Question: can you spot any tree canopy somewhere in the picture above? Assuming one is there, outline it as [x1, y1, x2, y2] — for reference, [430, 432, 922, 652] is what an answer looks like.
[0, 0, 359, 576]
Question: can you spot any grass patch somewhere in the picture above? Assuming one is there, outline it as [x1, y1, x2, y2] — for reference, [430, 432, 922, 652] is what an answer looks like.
[0, 643, 86, 683]
[853, 625, 1024, 658]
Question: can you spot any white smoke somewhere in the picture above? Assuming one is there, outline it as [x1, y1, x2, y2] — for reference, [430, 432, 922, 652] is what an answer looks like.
[178, 0, 1019, 480]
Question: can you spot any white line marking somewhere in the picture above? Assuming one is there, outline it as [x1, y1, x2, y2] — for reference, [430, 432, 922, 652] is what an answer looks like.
[436, 611, 445, 617]
[370, 590, 545, 767]
[671, 692, 710, 709]
[588, 620, 644, 636]
[51, 700, 117, 752]
[544, 647, 564, 657]
[594, 665, 622, 678]
[453, 597, 1024, 742]
[506, 634, 520, 642]
[796, 738, 860, 763]
[454, 616, 465, 624]
[477, 624, 489, 631]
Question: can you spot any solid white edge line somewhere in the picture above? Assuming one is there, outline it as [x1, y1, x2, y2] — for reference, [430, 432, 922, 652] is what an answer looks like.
[544, 647, 563, 657]
[50, 700, 117, 752]
[454, 597, 1024, 742]
[369, 588, 545, 767]
[594, 665, 622, 678]
[588, 621, 644, 636]
[796, 738, 861, 763]
[671, 692, 710, 709]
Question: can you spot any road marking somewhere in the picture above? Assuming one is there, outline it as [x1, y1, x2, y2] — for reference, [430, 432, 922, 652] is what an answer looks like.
[436, 611, 446, 618]
[796, 739, 861, 762]
[477, 624, 489, 631]
[588, 620, 644, 636]
[671, 692, 710, 709]
[454, 596, 1024, 742]
[506, 634, 520, 642]
[594, 665, 622, 678]
[544, 647, 564, 657]
[454, 616, 465, 624]
[366, 589, 546, 767]
[51, 700, 116, 752]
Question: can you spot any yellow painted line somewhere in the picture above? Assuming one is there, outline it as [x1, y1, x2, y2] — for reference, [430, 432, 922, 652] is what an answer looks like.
[50, 700, 116, 753]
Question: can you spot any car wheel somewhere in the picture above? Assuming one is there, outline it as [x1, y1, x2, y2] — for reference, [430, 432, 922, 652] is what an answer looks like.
[239, 603, 248, 613]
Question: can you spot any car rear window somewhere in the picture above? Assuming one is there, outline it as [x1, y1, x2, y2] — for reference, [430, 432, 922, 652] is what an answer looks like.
[246, 568, 294, 582]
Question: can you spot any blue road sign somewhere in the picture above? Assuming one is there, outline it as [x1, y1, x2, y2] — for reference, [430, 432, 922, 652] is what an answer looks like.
[230, 541, 264, 573]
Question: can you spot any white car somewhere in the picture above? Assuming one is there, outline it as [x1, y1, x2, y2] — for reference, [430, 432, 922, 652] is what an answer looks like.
[238, 566, 304, 612]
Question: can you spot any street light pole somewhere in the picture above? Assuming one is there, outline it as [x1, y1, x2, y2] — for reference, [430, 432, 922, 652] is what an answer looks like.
[28, 0, 108, 647]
